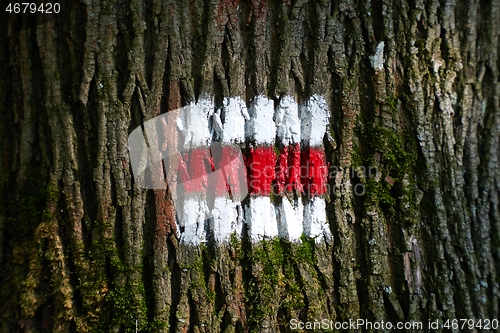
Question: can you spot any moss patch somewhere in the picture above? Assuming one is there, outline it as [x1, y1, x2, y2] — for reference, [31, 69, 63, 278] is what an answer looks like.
[241, 236, 320, 331]
[358, 121, 419, 221]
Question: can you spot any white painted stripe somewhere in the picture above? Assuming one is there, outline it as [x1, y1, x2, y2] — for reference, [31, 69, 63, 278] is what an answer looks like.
[221, 96, 248, 144]
[179, 196, 209, 245]
[178, 97, 213, 245]
[275, 95, 301, 145]
[276, 197, 304, 241]
[303, 196, 331, 243]
[176, 97, 212, 150]
[274, 95, 303, 241]
[300, 95, 331, 242]
[300, 94, 329, 147]
[209, 97, 248, 242]
[246, 196, 278, 241]
[245, 95, 276, 145]
[211, 196, 243, 243]
[244, 95, 279, 240]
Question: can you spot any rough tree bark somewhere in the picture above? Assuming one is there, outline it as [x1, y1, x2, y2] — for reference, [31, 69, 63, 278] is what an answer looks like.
[1, 0, 499, 332]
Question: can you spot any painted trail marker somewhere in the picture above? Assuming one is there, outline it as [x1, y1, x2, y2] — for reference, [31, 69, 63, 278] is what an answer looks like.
[244, 96, 278, 241]
[128, 97, 248, 245]
[300, 95, 331, 242]
[274, 96, 303, 241]
[128, 94, 333, 245]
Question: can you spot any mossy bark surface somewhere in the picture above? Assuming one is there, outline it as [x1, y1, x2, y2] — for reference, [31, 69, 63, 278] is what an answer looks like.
[1, 1, 499, 332]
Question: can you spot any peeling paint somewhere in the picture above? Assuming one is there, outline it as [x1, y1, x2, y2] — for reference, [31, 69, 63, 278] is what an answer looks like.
[369, 41, 385, 71]
[275, 95, 301, 145]
[300, 95, 329, 147]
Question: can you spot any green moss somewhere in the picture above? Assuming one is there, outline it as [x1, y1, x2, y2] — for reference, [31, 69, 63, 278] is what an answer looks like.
[85, 216, 168, 332]
[106, 281, 167, 333]
[244, 239, 284, 329]
[365, 179, 396, 215]
[269, 190, 276, 204]
[363, 123, 413, 176]
[229, 232, 244, 261]
[179, 246, 218, 307]
[273, 145, 281, 158]
[296, 234, 316, 266]
[249, 238, 284, 289]
[243, 237, 322, 330]
[356, 119, 420, 222]
[351, 141, 363, 167]
[384, 95, 398, 113]
[415, 39, 427, 56]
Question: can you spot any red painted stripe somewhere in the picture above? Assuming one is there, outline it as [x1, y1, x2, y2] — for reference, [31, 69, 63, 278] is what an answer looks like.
[178, 148, 214, 193]
[213, 145, 246, 196]
[178, 145, 247, 197]
[276, 143, 302, 194]
[300, 147, 328, 196]
[176, 145, 328, 198]
[246, 146, 276, 196]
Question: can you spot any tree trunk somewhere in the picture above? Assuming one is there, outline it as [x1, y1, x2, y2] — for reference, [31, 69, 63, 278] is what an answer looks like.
[1, 0, 499, 332]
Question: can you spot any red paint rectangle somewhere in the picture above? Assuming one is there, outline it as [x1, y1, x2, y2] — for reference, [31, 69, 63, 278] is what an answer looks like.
[213, 145, 247, 197]
[300, 147, 328, 196]
[176, 144, 329, 198]
[276, 143, 302, 194]
[246, 146, 276, 196]
[178, 148, 214, 193]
